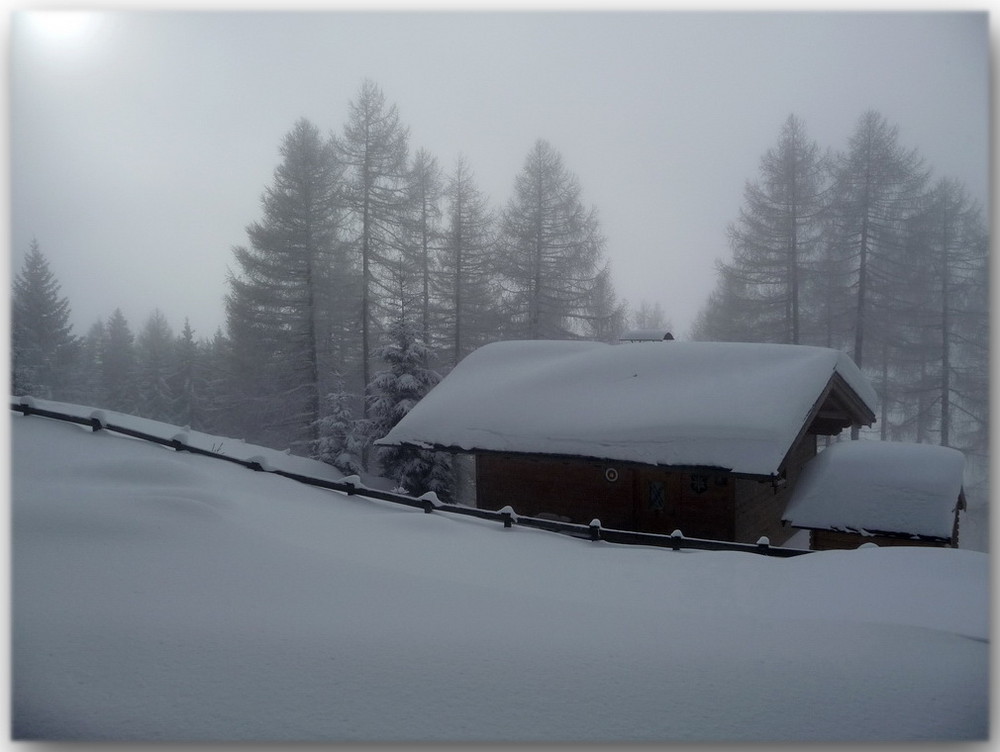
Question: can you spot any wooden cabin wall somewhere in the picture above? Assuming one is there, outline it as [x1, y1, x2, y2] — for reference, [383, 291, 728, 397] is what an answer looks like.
[475, 454, 736, 539]
[810, 529, 950, 551]
[475, 454, 636, 530]
[633, 467, 734, 539]
[733, 434, 817, 546]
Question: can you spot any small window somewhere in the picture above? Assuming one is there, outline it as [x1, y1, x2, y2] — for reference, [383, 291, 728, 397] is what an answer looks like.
[648, 481, 665, 511]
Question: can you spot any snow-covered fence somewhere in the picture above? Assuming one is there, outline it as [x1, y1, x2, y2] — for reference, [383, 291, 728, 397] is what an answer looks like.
[11, 398, 812, 559]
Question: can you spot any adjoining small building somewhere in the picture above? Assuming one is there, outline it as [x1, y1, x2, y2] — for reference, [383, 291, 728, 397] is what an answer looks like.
[781, 440, 966, 549]
[619, 329, 675, 343]
[377, 339, 877, 545]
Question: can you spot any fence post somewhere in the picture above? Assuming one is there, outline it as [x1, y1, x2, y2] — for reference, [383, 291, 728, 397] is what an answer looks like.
[589, 519, 601, 541]
[756, 536, 770, 554]
[670, 529, 684, 551]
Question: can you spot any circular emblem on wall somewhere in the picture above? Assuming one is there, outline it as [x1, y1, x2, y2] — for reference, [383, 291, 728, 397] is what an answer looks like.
[605, 467, 619, 483]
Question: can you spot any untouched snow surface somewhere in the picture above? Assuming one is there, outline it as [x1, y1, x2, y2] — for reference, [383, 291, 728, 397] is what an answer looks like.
[11, 412, 988, 742]
[783, 440, 967, 540]
[378, 339, 877, 476]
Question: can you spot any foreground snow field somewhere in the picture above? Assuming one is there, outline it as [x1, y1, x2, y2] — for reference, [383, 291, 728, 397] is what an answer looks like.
[11, 411, 989, 742]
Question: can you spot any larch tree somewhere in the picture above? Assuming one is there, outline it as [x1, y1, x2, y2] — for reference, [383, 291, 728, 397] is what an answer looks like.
[720, 115, 828, 344]
[406, 148, 444, 353]
[333, 79, 411, 416]
[225, 117, 344, 451]
[435, 154, 499, 367]
[11, 240, 79, 400]
[825, 111, 928, 370]
[496, 139, 613, 340]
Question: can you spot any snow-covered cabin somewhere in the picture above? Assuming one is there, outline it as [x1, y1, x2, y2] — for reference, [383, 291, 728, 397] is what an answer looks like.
[781, 440, 966, 549]
[377, 339, 877, 545]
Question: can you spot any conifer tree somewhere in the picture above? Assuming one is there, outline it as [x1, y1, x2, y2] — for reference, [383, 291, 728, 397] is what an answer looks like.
[135, 309, 176, 422]
[407, 148, 444, 352]
[435, 154, 499, 366]
[11, 240, 79, 399]
[497, 139, 614, 340]
[313, 375, 365, 476]
[101, 308, 138, 413]
[367, 306, 451, 499]
[225, 117, 344, 450]
[334, 80, 411, 415]
[825, 111, 928, 437]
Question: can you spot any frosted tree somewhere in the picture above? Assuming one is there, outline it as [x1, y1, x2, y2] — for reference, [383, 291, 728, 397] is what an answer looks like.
[367, 307, 451, 499]
[312, 375, 364, 476]
[333, 79, 411, 415]
[225, 117, 344, 450]
[496, 139, 615, 340]
[11, 240, 79, 399]
[135, 309, 177, 422]
[435, 154, 500, 366]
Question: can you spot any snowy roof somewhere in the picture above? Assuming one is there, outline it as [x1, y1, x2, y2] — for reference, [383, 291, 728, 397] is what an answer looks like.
[620, 329, 674, 342]
[782, 441, 965, 540]
[378, 340, 877, 477]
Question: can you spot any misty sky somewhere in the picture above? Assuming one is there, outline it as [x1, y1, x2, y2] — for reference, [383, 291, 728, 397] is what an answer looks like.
[10, 10, 990, 341]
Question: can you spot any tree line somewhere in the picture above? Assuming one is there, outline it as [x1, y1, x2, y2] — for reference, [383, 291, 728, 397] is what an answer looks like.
[691, 111, 989, 506]
[12, 95, 986, 506]
[11, 79, 634, 499]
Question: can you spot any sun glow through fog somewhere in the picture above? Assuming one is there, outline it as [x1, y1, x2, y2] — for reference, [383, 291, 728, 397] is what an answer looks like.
[23, 11, 101, 47]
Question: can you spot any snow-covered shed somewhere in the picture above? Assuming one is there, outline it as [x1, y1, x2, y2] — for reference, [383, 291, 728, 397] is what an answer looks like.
[377, 339, 877, 544]
[781, 440, 966, 549]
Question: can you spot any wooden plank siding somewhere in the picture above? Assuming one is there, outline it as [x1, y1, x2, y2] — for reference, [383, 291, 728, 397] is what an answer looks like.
[734, 434, 816, 546]
[475, 454, 736, 540]
[474, 433, 822, 545]
[810, 529, 952, 551]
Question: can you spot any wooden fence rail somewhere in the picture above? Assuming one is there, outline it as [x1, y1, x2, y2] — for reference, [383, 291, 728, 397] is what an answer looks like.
[11, 400, 812, 558]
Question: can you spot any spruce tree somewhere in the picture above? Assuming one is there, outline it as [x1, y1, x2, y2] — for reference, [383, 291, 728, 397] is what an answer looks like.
[225, 117, 344, 450]
[367, 308, 451, 499]
[101, 308, 138, 413]
[313, 375, 365, 476]
[11, 240, 78, 399]
[135, 309, 176, 422]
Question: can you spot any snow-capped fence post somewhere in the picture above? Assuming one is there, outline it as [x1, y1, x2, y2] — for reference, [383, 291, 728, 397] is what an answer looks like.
[589, 519, 601, 541]
[499, 506, 515, 529]
[756, 536, 770, 553]
[670, 529, 684, 551]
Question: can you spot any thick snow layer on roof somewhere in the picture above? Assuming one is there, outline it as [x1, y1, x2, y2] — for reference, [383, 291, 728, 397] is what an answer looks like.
[783, 440, 966, 539]
[379, 340, 876, 476]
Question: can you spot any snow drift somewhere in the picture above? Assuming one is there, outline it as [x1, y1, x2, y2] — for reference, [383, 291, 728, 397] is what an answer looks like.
[11, 409, 988, 742]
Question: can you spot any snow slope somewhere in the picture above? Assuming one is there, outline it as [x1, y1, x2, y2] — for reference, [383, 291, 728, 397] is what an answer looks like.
[11, 412, 988, 742]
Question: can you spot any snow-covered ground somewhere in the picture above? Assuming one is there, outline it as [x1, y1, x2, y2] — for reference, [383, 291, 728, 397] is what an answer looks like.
[10, 409, 989, 742]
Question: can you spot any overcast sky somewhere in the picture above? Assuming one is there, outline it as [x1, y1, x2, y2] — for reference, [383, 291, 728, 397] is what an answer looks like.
[10, 8, 990, 341]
